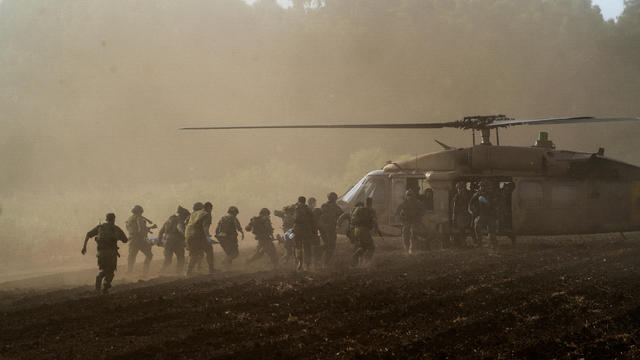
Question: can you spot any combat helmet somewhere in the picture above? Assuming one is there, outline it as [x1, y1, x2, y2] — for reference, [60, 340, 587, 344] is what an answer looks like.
[228, 206, 239, 215]
[131, 205, 144, 214]
[327, 192, 338, 201]
[259, 208, 270, 216]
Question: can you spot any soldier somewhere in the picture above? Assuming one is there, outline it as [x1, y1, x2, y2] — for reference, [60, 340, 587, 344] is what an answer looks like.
[158, 206, 190, 274]
[395, 190, 424, 255]
[185, 201, 213, 275]
[274, 203, 296, 263]
[351, 197, 379, 266]
[215, 206, 244, 266]
[125, 205, 156, 275]
[82, 213, 128, 294]
[245, 208, 278, 268]
[293, 196, 316, 271]
[319, 192, 344, 266]
[451, 182, 472, 247]
[468, 181, 498, 246]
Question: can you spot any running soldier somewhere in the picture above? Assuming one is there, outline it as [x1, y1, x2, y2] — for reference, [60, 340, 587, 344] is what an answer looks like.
[82, 213, 128, 294]
[293, 196, 316, 271]
[158, 206, 190, 274]
[274, 203, 296, 263]
[395, 191, 424, 255]
[451, 182, 472, 247]
[245, 208, 278, 268]
[469, 181, 498, 246]
[185, 202, 214, 275]
[215, 206, 244, 266]
[319, 192, 344, 266]
[351, 198, 380, 266]
[126, 205, 156, 275]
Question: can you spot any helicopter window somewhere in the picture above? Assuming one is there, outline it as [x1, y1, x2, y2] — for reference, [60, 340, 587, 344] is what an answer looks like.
[363, 177, 386, 205]
[342, 176, 367, 203]
[519, 181, 543, 208]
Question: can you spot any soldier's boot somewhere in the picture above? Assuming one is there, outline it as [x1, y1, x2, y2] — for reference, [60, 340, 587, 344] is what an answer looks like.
[103, 273, 114, 294]
[95, 272, 105, 292]
[143, 254, 152, 275]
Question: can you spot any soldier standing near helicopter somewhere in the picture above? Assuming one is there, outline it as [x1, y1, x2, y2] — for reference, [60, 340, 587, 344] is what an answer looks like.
[351, 197, 380, 266]
[274, 203, 296, 263]
[451, 182, 472, 247]
[293, 196, 316, 271]
[468, 181, 498, 246]
[395, 190, 424, 255]
[245, 208, 278, 268]
[126, 205, 156, 275]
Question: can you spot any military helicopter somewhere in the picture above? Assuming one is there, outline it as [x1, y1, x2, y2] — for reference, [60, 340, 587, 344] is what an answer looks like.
[183, 115, 640, 241]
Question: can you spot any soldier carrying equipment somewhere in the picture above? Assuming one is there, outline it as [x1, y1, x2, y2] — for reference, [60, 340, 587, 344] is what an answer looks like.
[215, 206, 244, 266]
[186, 201, 214, 275]
[319, 192, 344, 266]
[292, 196, 317, 271]
[245, 208, 278, 268]
[82, 213, 128, 294]
[468, 181, 498, 246]
[351, 198, 379, 266]
[126, 205, 155, 275]
[395, 190, 424, 255]
[158, 205, 190, 274]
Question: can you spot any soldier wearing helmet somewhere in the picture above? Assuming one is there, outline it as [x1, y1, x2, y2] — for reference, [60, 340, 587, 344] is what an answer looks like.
[185, 201, 214, 275]
[319, 191, 344, 266]
[395, 190, 424, 255]
[125, 205, 156, 275]
[245, 208, 278, 268]
[468, 180, 498, 246]
[451, 182, 472, 247]
[293, 196, 317, 271]
[82, 213, 128, 294]
[158, 205, 190, 274]
[215, 205, 245, 266]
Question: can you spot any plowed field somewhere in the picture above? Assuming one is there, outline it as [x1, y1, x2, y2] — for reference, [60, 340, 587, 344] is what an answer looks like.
[2, 235, 640, 359]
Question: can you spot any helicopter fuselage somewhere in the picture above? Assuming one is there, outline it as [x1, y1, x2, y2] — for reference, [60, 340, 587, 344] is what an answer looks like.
[338, 144, 640, 237]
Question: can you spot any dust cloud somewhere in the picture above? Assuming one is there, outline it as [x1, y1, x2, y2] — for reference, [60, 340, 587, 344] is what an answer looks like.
[1, 0, 639, 274]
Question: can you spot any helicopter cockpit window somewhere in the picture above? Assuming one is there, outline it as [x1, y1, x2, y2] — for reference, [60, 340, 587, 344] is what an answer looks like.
[342, 176, 367, 204]
[342, 176, 386, 206]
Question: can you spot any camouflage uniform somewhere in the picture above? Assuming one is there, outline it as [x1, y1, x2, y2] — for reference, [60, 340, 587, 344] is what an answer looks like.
[351, 204, 377, 265]
[185, 208, 213, 275]
[215, 213, 243, 266]
[451, 185, 472, 247]
[319, 198, 344, 266]
[396, 195, 424, 254]
[274, 204, 296, 262]
[84, 219, 128, 293]
[158, 208, 189, 274]
[245, 210, 278, 268]
[293, 202, 316, 271]
[126, 213, 153, 274]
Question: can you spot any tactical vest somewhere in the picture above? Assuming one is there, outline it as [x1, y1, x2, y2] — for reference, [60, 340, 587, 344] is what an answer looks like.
[97, 223, 119, 250]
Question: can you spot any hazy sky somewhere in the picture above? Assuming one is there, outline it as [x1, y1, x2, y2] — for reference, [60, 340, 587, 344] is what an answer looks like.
[591, 0, 624, 19]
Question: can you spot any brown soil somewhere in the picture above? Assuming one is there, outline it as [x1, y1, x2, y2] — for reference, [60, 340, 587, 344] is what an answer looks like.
[2, 235, 640, 359]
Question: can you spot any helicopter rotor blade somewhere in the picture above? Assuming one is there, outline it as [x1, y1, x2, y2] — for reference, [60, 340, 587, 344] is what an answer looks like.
[180, 122, 460, 130]
[490, 116, 640, 127]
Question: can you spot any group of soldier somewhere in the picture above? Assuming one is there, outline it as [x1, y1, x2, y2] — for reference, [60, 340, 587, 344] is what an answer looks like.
[82, 192, 371, 294]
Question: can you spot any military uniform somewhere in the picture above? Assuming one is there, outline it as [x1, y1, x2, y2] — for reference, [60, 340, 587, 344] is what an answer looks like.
[351, 205, 377, 265]
[293, 203, 316, 270]
[215, 214, 243, 266]
[452, 187, 472, 247]
[319, 200, 344, 266]
[158, 213, 188, 273]
[85, 222, 128, 293]
[185, 209, 213, 275]
[396, 196, 424, 254]
[469, 187, 498, 246]
[245, 214, 278, 268]
[126, 214, 153, 274]
[274, 204, 296, 262]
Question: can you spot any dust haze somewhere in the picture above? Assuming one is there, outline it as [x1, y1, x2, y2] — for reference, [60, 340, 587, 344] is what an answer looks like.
[1, 0, 640, 275]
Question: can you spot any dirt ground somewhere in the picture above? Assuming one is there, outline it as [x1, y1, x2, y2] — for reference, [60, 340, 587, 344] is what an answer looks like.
[2, 234, 640, 359]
